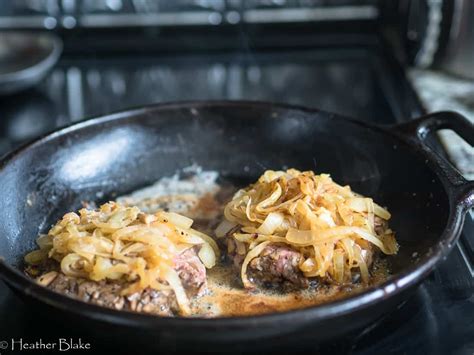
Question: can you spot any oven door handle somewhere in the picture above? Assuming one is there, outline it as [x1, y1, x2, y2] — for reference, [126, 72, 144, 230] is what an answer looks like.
[391, 111, 474, 214]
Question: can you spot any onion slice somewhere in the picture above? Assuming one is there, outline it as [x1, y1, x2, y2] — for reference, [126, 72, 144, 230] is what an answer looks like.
[198, 243, 216, 268]
[257, 212, 284, 235]
[241, 241, 271, 288]
[163, 266, 190, 315]
[215, 219, 237, 238]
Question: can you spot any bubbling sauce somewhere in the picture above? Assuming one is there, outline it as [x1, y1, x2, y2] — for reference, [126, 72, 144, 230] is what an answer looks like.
[191, 260, 390, 317]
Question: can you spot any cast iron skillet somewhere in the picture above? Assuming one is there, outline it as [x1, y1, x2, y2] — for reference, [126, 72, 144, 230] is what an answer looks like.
[0, 101, 472, 349]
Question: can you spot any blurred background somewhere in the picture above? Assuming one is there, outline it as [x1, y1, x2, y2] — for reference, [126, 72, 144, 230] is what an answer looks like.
[0, 0, 472, 174]
[0, 1, 472, 354]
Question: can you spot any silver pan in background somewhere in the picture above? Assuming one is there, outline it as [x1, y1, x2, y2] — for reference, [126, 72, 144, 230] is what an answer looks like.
[0, 31, 62, 95]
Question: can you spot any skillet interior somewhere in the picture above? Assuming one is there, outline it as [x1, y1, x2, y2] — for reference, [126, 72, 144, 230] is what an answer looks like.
[0, 101, 450, 344]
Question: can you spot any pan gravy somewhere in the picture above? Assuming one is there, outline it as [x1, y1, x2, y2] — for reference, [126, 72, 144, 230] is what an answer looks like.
[191, 260, 390, 317]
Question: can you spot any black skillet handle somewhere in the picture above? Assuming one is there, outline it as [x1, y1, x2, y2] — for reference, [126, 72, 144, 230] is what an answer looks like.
[392, 111, 474, 214]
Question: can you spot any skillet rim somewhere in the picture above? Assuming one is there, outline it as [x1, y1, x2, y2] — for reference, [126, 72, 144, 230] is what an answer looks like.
[0, 100, 465, 328]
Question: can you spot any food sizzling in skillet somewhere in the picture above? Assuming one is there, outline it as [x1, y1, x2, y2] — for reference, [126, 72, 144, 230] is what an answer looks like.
[25, 202, 219, 316]
[217, 169, 398, 290]
[24, 169, 398, 317]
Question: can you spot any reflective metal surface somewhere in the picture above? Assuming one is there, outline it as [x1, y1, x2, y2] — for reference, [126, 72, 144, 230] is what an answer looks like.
[0, 0, 378, 29]
[0, 31, 62, 94]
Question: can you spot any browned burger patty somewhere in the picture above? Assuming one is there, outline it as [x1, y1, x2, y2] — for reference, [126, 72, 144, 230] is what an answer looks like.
[30, 246, 207, 316]
[174, 247, 207, 296]
[47, 273, 179, 315]
[225, 237, 307, 290]
[225, 233, 376, 290]
[248, 244, 308, 290]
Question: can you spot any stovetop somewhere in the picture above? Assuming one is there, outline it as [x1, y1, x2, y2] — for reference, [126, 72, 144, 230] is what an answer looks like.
[0, 47, 472, 355]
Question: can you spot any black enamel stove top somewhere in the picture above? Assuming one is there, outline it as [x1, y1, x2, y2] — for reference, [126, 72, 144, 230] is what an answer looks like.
[0, 47, 472, 355]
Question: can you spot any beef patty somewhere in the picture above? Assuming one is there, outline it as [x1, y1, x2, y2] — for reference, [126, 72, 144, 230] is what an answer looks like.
[225, 233, 375, 290]
[28, 246, 207, 316]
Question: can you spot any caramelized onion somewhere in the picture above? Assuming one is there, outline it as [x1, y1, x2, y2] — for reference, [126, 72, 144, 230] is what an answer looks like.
[25, 202, 217, 314]
[219, 169, 398, 286]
